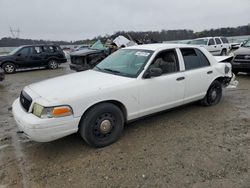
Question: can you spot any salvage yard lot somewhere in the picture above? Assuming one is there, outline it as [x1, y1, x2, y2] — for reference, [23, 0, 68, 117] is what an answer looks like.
[0, 63, 250, 188]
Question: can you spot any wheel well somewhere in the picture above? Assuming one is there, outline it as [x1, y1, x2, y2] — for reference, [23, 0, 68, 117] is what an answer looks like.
[1, 61, 17, 68]
[214, 76, 231, 86]
[78, 100, 128, 128]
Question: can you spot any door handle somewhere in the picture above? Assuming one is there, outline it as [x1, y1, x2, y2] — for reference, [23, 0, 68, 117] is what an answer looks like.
[207, 71, 213, 74]
[176, 77, 185, 81]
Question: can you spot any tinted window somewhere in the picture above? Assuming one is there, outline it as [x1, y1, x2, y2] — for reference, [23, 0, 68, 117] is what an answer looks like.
[208, 39, 215, 45]
[43, 46, 56, 53]
[18, 47, 30, 56]
[151, 50, 179, 74]
[221, 37, 229, 44]
[181, 48, 209, 70]
[215, 38, 222, 44]
[195, 49, 210, 67]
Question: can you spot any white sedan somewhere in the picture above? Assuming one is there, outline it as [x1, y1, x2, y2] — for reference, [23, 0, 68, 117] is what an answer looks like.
[12, 44, 233, 147]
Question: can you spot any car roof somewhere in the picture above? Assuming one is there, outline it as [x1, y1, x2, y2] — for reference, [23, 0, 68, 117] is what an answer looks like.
[125, 43, 197, 51]
[20, 44, 60, 48]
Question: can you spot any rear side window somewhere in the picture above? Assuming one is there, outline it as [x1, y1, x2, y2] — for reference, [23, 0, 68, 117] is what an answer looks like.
[221, 37, 229, 44]
[215, 38, 222, 44]
[181, 48, 210, 70]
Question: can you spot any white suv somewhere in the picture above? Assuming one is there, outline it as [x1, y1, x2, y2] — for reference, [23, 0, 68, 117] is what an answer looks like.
[189, 37, 230, 56]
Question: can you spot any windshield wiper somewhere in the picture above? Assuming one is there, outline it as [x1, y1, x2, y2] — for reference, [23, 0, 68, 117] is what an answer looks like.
[103, 68, 121, 74]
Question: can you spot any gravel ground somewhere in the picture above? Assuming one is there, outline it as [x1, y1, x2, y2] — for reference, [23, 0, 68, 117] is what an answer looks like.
[0, 63, 249, 188]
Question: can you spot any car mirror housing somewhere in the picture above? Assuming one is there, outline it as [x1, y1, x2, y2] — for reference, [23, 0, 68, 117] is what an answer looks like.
[144, 67, 162, 78]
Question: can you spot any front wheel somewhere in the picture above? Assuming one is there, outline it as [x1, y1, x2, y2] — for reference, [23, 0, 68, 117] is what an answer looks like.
[79, 103, 124, 147]
[200, 80, 222, 106]
[48, 60, 59, 69]
[2, 62, 16, 74]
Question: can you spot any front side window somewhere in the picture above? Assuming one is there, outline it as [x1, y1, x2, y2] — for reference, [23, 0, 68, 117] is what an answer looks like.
[215, 38, 222, 44]
[150, 50, 179, 74]
[94, 49, 153, 78]
[18, 47, 30, 56]
[181, 48, 210, 70]
[208, 39, 215, 45]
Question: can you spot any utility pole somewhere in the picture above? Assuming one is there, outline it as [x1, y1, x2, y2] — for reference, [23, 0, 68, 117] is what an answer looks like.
[9, 27, 21, 38]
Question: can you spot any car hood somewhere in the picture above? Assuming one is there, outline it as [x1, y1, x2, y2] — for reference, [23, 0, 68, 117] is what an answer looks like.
[27, 70, 133, 103]
[233, 47, 250, 55]
[0, 54, 11, 59]
[70, 48, 101, 56]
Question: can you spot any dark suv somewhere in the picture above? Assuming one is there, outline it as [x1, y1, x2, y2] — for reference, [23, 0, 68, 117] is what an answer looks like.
[0, 44, 67, 73]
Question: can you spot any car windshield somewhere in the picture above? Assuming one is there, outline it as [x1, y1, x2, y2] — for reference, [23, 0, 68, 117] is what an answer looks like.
[242, 40, 250, 48]
[9, 46, 23, 55]
[189, 39, 208, 45]
[94, 49, 153, 78]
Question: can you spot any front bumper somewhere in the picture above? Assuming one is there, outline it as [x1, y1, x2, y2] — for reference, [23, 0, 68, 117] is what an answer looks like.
[12, 99, 80, 142]
[232, 62, 250, 69]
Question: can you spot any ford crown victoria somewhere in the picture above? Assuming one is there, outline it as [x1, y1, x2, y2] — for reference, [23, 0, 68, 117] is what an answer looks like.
[12, 44, 233, 147]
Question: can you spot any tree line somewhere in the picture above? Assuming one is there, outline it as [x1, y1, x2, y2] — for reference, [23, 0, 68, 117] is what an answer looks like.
[0, 24, 249, 47]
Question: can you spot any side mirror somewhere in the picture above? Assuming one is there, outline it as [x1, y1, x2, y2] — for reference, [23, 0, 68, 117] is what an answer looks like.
[144, 67, 162, 78]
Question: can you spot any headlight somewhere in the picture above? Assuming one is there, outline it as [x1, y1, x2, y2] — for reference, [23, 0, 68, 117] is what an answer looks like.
[229, 52, 234, 57]
[32, 103, 73, 118]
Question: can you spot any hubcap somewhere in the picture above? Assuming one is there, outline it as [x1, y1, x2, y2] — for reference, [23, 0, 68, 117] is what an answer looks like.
[211, 90, 217, 100]
[99, 120, 112, 134]
[5, 65, 14, 73]
[93, 113, 115, 138]
[50, 61, 57, 69]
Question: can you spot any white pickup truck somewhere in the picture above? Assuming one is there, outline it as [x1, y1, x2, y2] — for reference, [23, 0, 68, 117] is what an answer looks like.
[189, 37, 231, 56]
[12, 44, 234, 147]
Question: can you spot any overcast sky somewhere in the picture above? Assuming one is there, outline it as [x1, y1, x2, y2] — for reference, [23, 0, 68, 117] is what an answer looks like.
[0, 0, 249, 41]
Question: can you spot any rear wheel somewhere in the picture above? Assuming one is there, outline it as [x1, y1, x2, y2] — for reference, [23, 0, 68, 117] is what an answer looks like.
[48, 60, 59, 69]
[200, 80, 222, 106]
[79, 103, 124, 147]
[2, 62, 16, 74]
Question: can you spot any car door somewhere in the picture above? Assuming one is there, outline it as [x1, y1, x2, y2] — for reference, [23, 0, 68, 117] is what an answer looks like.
[215, 37, 223, 55]
[138, 49, 185, 116]
[29, 46, 45, 67]
[15, 47, 32, 68]
[179, 48, 214, 103]
[207, 38, 218, 55]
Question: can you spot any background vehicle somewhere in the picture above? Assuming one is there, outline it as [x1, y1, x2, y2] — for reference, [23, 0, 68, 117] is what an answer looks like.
[230, 39, 250, 74]
[0, 68, 4, 81]
[70, 40, 109, 72]
[188, 37, 230, 56]
[13, 44, 234, 147]
[72, 45, 90, 52]
[0, 44, 67, 73]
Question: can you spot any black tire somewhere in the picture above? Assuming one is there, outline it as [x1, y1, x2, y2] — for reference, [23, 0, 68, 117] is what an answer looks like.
[2, 62, 16, 74]
[200, 80, 222, 106]
[232, 70, 239, 75]
[48, 59, 59, 69]
[220, 49, 227, 56]
[79, 103, 124, 147]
